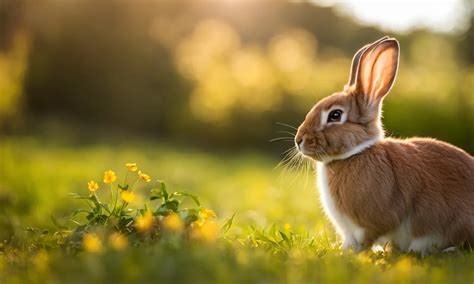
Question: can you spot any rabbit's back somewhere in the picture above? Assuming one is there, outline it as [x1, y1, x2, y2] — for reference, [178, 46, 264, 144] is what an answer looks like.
[383, 138, 474, 244]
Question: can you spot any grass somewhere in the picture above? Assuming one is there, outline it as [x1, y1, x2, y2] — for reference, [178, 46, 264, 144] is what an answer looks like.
[0, 136, 473, 283]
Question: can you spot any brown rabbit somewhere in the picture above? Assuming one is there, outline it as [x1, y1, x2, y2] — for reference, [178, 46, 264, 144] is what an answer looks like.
[294, 36, 474, 255]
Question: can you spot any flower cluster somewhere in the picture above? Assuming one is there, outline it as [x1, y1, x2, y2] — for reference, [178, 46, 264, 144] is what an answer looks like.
[88, 163, 151, 193]
[65, 163, 219, 254]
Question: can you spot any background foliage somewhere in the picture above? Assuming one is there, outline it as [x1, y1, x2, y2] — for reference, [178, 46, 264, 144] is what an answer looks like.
[0, 0, 473, 152]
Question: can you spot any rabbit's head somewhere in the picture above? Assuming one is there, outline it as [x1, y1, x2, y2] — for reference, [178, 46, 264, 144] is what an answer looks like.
[295, 37, 399, 162]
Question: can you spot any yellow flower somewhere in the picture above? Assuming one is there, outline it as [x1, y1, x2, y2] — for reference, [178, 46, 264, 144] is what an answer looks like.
[283, 223, 291, 230]
[135, 210, 154, 232]
[138, 170, 151, 183]
[103, 170, 117, 184]
[108, 232, 128, 250]
[162, 213, 184, 233]
[87, 180, 99, 192]
[191, 220, 218, 242]
[125, 163, 138, 172]
[199, 208, 216, 219]
[83, 233, 102, 253]
[121, 191, 136, 203]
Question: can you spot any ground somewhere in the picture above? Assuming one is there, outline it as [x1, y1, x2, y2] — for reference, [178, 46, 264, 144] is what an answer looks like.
[0, 137, 473, 283]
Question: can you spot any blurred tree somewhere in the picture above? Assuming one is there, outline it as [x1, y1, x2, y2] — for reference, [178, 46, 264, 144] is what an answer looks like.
[0, 0, 24, 50]
[0, 0, 29, 131]
[0, 0, 469, 153]
[461, 0, 473, 64]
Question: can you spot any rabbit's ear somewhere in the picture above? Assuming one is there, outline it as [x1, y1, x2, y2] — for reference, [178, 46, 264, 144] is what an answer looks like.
[348, 36, 389, 86]
[348, 44, 370, 86]
[355, 38, 399, 101]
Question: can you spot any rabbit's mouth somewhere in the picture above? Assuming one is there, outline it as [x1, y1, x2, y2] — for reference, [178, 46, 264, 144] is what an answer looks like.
[299, 149, 315, 158]
[297, 146, 325, 162]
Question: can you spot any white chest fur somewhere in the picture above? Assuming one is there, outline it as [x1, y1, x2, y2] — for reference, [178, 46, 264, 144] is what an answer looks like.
[316, 162, 365, 250]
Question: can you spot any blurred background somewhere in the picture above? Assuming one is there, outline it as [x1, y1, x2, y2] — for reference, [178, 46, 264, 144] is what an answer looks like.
[0, 0, 473, 242]
[1, 0, 473, 153]
[1, 1, 473, 281]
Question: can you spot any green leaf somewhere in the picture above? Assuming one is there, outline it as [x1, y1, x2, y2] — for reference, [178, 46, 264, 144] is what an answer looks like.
[99, 203, 111, 214]
[51, 215, 69, 230]
[160, 181, 168, 200]
[88, 195, 110, 214]
[184, 214, 198, 225]
[154, 207, 171, 216]
[68, 193, 92, 200]
[173, 191, 200, 207]
[279, 231, 289, 243]
[150, 182, 169, 203]
[163, 200, 179, 212]
[150, 188, 162, 197]
[90, 195, 101, 209]
[90, 214, 107, 225]
[221, 213, 236, 234]
[118, 184, 129, 190]
[86, 213, 95, 221]
[72, 209, 91, 216]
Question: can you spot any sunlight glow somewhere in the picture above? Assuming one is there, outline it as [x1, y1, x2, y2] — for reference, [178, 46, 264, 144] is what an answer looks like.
[313, 0, 470, 33]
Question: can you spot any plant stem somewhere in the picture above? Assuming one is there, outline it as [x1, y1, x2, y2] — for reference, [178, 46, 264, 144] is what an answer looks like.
[111, 183, 120, 217]
[110, 182, 113, 204]
[112, 171, 129, 216]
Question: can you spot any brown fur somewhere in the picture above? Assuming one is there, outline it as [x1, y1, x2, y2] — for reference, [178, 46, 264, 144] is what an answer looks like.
[295, 37, 474, 251]
[327, 138, 474, 248]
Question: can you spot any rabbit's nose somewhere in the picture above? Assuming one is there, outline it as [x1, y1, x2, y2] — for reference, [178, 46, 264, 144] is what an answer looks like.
[295, 136, 303, 149]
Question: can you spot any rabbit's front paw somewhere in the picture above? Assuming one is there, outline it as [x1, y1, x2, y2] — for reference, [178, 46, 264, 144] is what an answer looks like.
[341, 238, 363, 252]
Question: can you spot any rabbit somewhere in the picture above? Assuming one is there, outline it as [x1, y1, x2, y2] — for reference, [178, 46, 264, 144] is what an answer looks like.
[294, 36, 474, 255]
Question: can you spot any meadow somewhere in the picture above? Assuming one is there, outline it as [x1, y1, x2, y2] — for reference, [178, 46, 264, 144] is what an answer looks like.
[1, 136, 473, 283]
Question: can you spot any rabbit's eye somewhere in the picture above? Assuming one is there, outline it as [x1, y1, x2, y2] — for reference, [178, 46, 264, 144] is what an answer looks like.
[327, 109, 343, 123]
